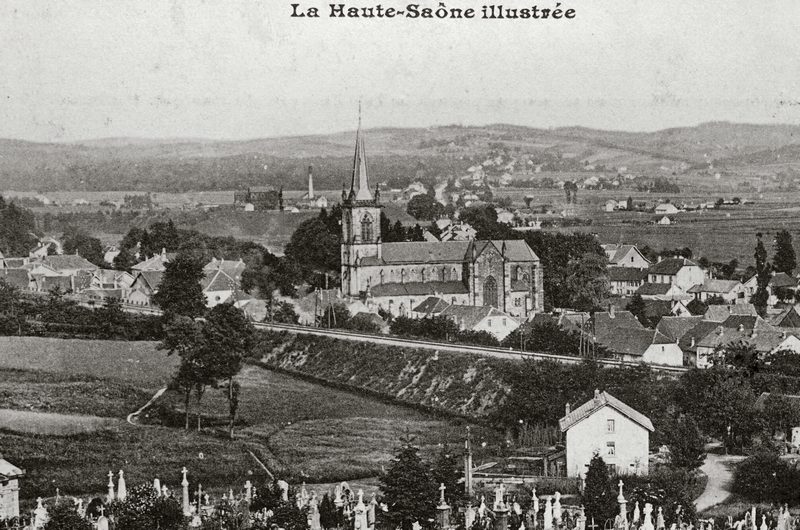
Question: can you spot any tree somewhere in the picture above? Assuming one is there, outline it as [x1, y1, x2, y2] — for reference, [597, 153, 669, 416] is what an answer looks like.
[762, 394, 800, 438]
[773, 230, 797, 274]
[625, 468, 698, 526]
[43, 502, 94, 530]
[581, 453, 616, 525]
[663, 414, 705, 470]
[318, 302, 351, 329]
[284, 217, 340, 275]
[0, 199, 38, 257]
[732, 452, 800, 504]
[271, 301, 300, 324]
[113, 246, 136, 270]
[62, 229, 105, 267]
[159, 315, 207, 430]
[380, 438, 438, 530]
[752, 233, 771, 310]
[626, 294, 648, 326]
[204, 303, 256, 438]
[152, 253, 207, 319]
[563, 253, 610, 311]
[111, 483, 185, 530]
[406, 194, 443, 221]
[431, 445, 462, 506]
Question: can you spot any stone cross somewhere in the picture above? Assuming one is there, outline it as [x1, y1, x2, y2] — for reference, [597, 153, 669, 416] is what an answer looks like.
[107, 471, 115, 502]
[245, 480, 253, 503]
[98, 505, 105, 517]
[588, 518, 599, 530]
[439, 483, 447, 506]
[182, 468, 191, 516]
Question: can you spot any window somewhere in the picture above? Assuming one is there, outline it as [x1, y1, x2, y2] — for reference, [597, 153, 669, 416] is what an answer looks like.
[361, 213, 374, 242]
[607, 419, 615, 433]
[607, 442, 616, 456]
[487, 319, 493, 327]
[502, 318, 507, 326]
[451, 297, 456, 304]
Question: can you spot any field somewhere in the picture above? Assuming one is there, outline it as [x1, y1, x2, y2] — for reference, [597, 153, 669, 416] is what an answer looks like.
[0, 409, 119, 435]
[0, 337, 475, 501]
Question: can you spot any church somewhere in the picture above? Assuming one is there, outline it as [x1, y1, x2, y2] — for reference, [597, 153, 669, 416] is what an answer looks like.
[340, 116, 544, 319]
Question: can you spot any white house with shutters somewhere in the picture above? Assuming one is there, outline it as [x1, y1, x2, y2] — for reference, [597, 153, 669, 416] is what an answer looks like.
[559, 390, 653, 478]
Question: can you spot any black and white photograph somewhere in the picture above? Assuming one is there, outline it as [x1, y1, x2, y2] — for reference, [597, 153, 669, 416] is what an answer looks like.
[1, 1, 800, 528]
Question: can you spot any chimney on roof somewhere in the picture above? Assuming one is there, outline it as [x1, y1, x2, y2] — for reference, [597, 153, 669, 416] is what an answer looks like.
[690, 337, 696, 347]
[565, 402, 571, 415]
[782, 331, 787, 339]
[161, 248, 166, 257]
[738, 324, 745, 332]
[594, 389, 601, 402]
[657, 256, 662, 263]
[717, 326, 724, 336]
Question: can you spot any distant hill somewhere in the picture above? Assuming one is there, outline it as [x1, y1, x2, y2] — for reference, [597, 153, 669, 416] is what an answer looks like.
[2, 122, 800, 193]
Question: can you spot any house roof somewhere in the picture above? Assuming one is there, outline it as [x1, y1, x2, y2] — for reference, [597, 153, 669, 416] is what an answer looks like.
[412, 296, 451, 315]
[0, 268, 30, 289]
[720, 314, 772, 332]
[636, 283, 675, 296]
[133, 271, 164, 292]
[648, 257, 698, 275]
[768, 306, 800, 328]
[594, 310, 643, 333]
[608, 267, 647, 282]
[370, 281, 469, 298]
[597, 327, 673, 357]
[132, 252, 175, 271]
[602, 244, 650, 266]
[704, 303, 758, 322]
[2, 257, 27, 268]
[203, 258, 246, 280]
[643, 300, 678, 319]
[201, 269, 237, 292]
[559, 390, 654, 432]
[0, 458, 24, 480]
[769, 272, 798, 289]
[440, 304, 515, 330]
[42, 254, 98, 271]
[687, 279, 742, 294]
[679, 320, 723, 352]
[694, 326, 798, 353]
[656, 316, 704, 342]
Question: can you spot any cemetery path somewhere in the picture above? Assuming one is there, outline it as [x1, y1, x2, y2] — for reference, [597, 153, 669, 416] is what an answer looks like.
[695, 450, 746, 512]
[127, 386, 168, 425]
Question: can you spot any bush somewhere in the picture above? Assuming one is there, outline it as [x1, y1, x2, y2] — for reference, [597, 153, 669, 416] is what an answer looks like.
[732, 452, 800, 504]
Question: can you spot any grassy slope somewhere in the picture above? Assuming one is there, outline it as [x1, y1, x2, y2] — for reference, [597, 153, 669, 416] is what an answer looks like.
[0, 337, 478, 499]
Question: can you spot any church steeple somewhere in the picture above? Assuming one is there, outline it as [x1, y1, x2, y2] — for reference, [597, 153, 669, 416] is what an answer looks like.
[349, 102, 374, 202]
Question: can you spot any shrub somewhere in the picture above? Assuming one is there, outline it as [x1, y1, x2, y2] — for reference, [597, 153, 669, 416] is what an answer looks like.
[732, 452, 800, 504]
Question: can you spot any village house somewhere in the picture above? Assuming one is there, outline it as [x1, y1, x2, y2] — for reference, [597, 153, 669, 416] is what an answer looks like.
[608, 267, 647, 296]
[768, 272, 799, 305]
[593, 309, 684, 366]
[132, 249, 174, 272]
[126, 271, 163, 306]
[656, 216, 673, 225]
[635, 282, 686, 301]
[438, 304, 520, 341]
[0, 455, 23, 520]
[602, 244, 651, 269]
[655, 315, 704, 343]
[560, 390, 653, 478]
[703, 303, 758, 322]
[646, 257, 706, 291]
[654, 203, 680, 215]
[768, 306, 800, 328]
[687, 279, 746, 304]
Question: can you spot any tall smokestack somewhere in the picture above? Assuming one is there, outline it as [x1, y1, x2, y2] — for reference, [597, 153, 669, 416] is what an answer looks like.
[308, 164, 315, 199]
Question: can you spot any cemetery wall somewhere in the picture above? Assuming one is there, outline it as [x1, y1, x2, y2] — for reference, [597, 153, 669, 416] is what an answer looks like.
[254, 331, 513, 418]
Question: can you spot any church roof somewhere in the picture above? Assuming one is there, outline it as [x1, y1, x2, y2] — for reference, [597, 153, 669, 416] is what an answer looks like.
[361, 239, 539, 266]
[349, 108, 374, 202]
[368, 242, 472, 265]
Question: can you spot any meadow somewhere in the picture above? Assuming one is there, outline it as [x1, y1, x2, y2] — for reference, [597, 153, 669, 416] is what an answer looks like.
[0, 337, 475, 500]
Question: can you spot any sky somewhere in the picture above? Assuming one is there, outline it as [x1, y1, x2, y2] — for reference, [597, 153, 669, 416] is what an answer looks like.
[0, 0, 799, 142]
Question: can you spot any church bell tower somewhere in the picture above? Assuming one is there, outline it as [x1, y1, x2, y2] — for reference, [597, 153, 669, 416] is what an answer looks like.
[341, 106, 382, 297]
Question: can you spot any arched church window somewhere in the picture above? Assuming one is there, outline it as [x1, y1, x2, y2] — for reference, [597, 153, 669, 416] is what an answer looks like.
[483, 276, 498, 308]
[361, 213, 374, 242]
[421, 269, 426, 282]
[441, 267, 446, 281]
[379, 270, 385, 284]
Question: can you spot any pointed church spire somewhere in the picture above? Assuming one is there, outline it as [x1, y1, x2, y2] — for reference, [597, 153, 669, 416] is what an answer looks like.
[349, 101, 374, 202]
